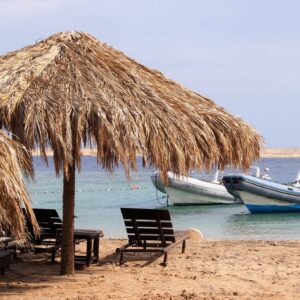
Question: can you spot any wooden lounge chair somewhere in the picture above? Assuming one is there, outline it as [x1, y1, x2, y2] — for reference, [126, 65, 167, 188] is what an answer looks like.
[0, 236, 18, 259]
[23, 208, 63, 262]
[32, 208, 63, 241]
[117, 208, 189, 266]
[0, 251, 11, 275]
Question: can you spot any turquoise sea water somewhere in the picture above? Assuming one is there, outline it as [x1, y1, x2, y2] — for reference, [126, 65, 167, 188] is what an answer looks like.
[27, 157, 300, 240]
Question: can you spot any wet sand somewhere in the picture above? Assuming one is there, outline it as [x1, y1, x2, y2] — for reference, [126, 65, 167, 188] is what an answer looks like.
[0, 239, 299, 299]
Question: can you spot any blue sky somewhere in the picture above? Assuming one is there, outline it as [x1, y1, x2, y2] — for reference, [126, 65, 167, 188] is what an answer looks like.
[0, 0, 299, 147]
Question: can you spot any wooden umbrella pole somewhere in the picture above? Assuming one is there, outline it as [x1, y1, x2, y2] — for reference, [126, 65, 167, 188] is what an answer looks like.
[61, 163, 76, 275]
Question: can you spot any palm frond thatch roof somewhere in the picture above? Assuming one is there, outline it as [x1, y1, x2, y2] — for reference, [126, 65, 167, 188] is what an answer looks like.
[0, 130, 38, 239]
[0, 31, 262, 178]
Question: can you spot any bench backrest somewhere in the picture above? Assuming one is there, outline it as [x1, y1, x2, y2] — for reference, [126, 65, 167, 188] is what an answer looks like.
[121, 208, 175, 247]
[32, 208, 62, 224]
[23, 208, 62, 242]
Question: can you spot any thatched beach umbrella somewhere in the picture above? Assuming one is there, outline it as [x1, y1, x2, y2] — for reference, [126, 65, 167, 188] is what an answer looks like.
[0, 130, 38, 239]
[0, 32, 261, 274]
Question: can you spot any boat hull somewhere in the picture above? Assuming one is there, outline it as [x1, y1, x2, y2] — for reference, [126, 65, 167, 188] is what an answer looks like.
[165, 186, 236, 205]
[223, 174, 300, 213]
[151, 172, 238, 205]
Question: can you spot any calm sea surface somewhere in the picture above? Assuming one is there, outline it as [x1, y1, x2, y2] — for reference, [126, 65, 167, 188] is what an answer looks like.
[27, 157, 300, 240]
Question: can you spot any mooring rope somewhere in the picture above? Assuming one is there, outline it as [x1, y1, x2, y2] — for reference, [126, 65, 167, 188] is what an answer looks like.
[106, 195, 168, 208]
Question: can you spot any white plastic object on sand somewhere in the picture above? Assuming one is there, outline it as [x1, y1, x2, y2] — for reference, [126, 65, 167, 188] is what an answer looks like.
[188, 228, 203, 241]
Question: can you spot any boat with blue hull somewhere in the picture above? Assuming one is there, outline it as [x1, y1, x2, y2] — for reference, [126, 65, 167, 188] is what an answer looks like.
[223, 172, 300, 213]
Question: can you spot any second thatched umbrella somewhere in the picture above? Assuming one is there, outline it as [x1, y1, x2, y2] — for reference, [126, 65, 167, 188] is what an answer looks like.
[0, 32, 261, 274]
[0, 130, 38, 239]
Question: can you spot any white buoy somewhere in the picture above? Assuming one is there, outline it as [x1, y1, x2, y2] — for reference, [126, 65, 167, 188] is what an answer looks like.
[188, 228, 203, 241]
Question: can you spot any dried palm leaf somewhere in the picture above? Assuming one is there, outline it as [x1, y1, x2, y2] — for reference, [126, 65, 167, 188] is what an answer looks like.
[0, 130, 38, 239]
[0, 32, 262, 179]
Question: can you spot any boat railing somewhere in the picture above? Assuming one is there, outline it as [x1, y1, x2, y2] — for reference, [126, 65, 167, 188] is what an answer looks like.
[249, 166, 260, 178]
[285, 170, 300, 187]
[211, 170, 221, 184]
[249, 166, 272, 181]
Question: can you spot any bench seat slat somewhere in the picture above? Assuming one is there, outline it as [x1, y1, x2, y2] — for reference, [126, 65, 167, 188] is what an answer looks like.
[128, 234, 176, 242]
[122, 208, 171, 221]
[126, 228, 174, 235]
[124, 220, 173, 228]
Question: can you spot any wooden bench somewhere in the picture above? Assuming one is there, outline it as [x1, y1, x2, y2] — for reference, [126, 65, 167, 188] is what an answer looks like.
[117, 208, 189, 266]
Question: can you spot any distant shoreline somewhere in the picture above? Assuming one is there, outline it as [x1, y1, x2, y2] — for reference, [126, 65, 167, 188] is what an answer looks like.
[31, 148, 300, 158]
[260, 148, 300, 158]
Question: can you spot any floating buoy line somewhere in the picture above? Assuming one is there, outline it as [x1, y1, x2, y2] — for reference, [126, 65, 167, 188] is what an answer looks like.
[29, 185, 151, 195]
[29, 186, 169, 207]
[30, 183, 169, 206]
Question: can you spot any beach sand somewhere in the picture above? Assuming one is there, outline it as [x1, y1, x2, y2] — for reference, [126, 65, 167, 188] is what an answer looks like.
[1, 239, 299, 299]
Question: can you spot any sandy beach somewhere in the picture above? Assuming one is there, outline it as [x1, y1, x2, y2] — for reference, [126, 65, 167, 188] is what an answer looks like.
[1, 1, 299, 300]
[31, 148, 300, 158]
[1, 238, 299, 299]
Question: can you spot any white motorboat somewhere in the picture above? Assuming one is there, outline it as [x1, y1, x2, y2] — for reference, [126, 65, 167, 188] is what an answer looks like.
[223, 168, 300, 213]
[151, 171, 241, 205]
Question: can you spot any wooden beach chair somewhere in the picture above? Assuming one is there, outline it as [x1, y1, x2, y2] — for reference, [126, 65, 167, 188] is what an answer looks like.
[23, 208, 63, 262]
[117, 208, 189, 266]
[0, 236, 18, 259]
[0, 250, 12, 275]
[32, 208, 63, 241]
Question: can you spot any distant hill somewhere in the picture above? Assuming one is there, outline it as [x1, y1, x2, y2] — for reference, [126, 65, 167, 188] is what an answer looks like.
[32, 148, 300, 158]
